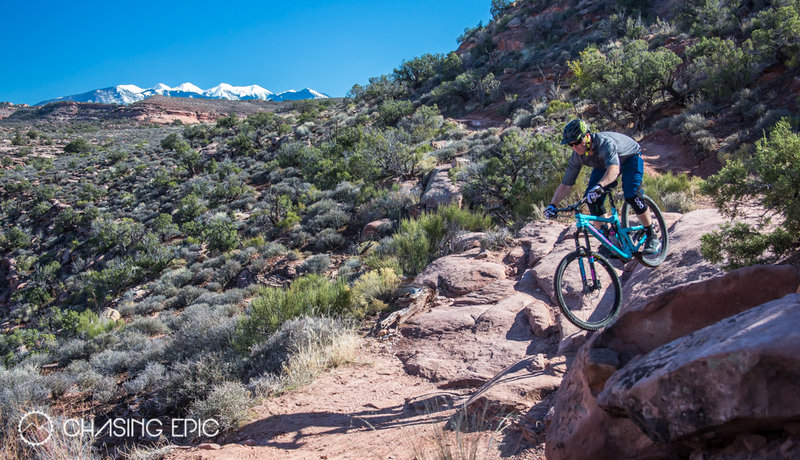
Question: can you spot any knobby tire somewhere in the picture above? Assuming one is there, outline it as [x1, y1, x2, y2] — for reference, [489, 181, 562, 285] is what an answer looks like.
[554, 250, 622, 331]
[621, 194, 670, 268]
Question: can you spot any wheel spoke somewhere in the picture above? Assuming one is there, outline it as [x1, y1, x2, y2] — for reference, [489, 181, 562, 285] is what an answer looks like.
[555, 251, 622, 330]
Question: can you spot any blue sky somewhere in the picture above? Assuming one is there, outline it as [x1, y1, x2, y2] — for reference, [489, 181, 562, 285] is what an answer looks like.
[0, 0, 492, 105]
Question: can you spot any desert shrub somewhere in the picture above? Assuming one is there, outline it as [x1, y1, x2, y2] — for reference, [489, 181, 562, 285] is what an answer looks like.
[393, 53, 460, 91]
[349, 268, 400, 318]
[235, 275, 351, 350]
[90, 217, 145, 253]
[481, 228, 515, 251]
[701, 118, 800, 269]
[0, 365, 51, 437]
[203, 214, 240, 252]
[212, 259, 242, 287]
[298, 254, 331, 275]
[685, 37, 757, 102]
[430, 70, 480, 114]
[398, 104, 446, 141]
[228, 132, 256, 156]
[246, 316, 357, 386]
[128, 317, 169, 337]
[391, 204, 492, 275]
[54, 207, 80, 233]
[569, 40, 681, 129]
[731, 88, 767, 123]
[50, 307, 121, 340]
[476, 73, 501, 106]
[668, 113, 718, 160]
[188, 381, 252, 435]
[460, 128, 564, 219]
[307, 206, 349, 233]
[124, 362, 166, 394]
[377, 99, 414, 127]
[348, 74, 408, 105]
[640, 172, 701, 212]
[348, 128, 422, 181]
[90, 348, 131, 376]
[0, 226, 31, 251]
[159, 353, 238, 410]
[64, 137, 92, 154]
[164, 304, 238, 362]
[748, 1, 800, 68]
[673, 0, 742, 36]
[79, 258, 142, 308]
[246, 112, 278, 131]
[314, 228, 346, 251]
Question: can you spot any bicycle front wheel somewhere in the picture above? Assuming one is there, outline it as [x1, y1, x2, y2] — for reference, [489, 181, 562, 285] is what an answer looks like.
[554, 250, 622, 331]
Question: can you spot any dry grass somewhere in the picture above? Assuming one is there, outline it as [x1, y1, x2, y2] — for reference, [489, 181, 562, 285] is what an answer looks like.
[411, 404, 514, 460]
[282, 327, 360, 385]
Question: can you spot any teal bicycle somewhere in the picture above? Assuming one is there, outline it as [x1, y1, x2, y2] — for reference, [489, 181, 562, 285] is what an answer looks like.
[551, 188, 669, 330]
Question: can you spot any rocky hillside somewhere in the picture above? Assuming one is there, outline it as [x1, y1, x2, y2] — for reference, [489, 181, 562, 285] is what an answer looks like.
[165, 204, 799, 460]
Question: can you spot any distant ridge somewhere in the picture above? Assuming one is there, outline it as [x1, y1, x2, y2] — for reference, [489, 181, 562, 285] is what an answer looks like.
[36, 83, 329, 106]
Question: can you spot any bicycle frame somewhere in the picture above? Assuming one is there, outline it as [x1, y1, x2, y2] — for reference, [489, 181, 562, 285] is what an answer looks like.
[569, 194, 648, 261]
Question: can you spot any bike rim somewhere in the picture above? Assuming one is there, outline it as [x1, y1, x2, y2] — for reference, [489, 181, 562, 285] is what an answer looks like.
[556, 252, 621, 330]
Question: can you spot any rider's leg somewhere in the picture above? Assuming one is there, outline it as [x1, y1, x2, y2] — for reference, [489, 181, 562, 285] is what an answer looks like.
[622, 154, 660, 253]
[586, 168, 609, 229]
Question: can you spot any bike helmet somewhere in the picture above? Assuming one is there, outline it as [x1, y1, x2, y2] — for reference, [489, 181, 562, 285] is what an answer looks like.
[561, 119, 590, 145]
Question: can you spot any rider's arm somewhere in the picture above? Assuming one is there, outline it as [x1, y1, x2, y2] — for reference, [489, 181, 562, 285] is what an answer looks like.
[550, 183, 573, 207]
[597, 164, 620, 188]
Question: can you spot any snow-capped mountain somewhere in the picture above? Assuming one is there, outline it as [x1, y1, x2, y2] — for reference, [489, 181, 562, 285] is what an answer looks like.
[36, 83, 329, 105]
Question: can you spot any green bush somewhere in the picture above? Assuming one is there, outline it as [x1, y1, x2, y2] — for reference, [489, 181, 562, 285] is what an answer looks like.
[701, 118, 800, 268]
[348, 128, 422, 181]
[673, 0, 742, 36]
[377, 99, 414, 127]
[64, 137, 92, 154]
[348, 75, 408, 105]
[392, 204, 492, 275]
[349, 268, 400, 318]
[686, 37, 756, 102]
[569, 40, 682, 129]
[641, 172, 701, 213]
[50, 307, 120, 340]
[393, 53, 460, 90]
[748, 1, 800, 68]
[203, 214, 240, 252]
[460, 128, 564, 219]
[235, 275, 351, 350]
[0, 226, 31, 251]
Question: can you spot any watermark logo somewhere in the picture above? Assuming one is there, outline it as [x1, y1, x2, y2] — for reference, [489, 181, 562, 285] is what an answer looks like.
[17, 410, 219, 443]
[18, 411, 53, 446]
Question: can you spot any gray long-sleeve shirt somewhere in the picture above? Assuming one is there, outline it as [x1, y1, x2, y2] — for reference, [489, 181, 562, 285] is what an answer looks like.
[561, 131, 641, 186]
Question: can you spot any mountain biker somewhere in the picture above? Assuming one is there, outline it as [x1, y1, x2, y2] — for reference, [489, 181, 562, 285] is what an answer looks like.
[544, 119, 661, 255]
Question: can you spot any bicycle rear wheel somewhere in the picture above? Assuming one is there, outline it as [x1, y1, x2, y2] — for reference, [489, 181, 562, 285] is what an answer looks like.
[621, 194, 669, 267]
[554, 250, 622, 331]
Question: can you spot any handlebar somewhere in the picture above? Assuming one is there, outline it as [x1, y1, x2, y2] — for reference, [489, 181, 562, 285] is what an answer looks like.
[554, 197, 588, 214]
[551, 180, 619, 216]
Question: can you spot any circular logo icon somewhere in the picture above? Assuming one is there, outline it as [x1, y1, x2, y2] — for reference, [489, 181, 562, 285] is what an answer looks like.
[18, 411, 53, 446]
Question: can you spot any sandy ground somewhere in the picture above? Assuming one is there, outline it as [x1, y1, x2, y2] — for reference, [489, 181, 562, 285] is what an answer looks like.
[167, 336, 544, 460]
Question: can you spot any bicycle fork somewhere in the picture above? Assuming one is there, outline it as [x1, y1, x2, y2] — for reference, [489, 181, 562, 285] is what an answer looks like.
[575, 230, 602, 293]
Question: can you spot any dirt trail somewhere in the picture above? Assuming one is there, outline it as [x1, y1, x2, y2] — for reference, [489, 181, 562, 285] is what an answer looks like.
[168, 338, 540, 460]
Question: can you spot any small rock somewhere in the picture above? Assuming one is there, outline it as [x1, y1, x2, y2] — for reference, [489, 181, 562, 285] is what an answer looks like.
[524, 301, 555, 338]
[405, 393, 454, 412]
[785, 422, 800, 434]
[741, 433, 768, 452]
[198, 443, 221, 450]
[100, 307, 121, 321]
[243, 439, 256, 446]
